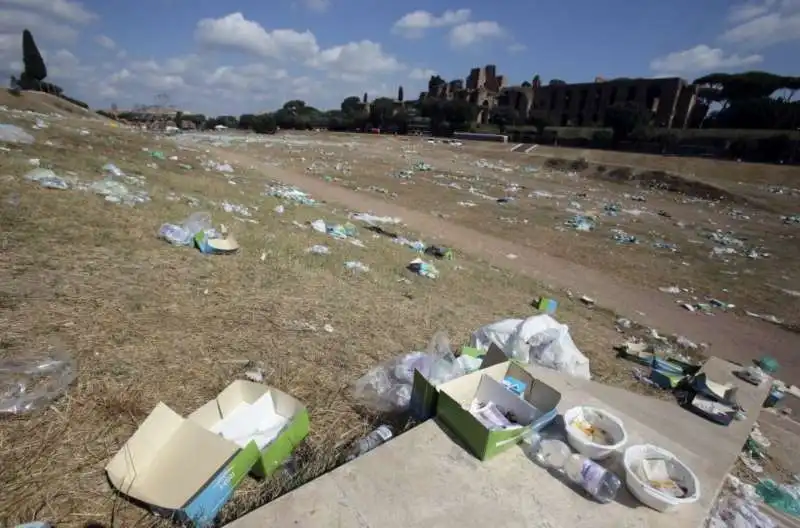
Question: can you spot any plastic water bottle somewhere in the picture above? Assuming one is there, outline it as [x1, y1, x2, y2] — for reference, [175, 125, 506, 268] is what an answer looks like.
[345, 425, 393, 461]
[522, 433, 622, 503]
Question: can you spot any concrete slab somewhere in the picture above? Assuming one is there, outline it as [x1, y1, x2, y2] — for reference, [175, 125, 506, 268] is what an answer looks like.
[229, 358, 769, 528]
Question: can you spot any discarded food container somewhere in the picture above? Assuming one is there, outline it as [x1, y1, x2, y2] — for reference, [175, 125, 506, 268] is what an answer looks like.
[106, 381, 308, 526]
[564, 406, 628, 460]
[434, 352, 562, 460]
[623, 444, 700, 512]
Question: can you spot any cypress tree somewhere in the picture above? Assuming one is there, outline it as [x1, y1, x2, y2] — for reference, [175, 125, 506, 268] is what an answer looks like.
[22, 29, 47, 81]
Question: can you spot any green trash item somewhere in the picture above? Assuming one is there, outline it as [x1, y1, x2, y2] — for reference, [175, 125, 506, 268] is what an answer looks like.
[759, 356, 779, 374]
[756, 479, 800, 517]
[150, 150, 166, 160]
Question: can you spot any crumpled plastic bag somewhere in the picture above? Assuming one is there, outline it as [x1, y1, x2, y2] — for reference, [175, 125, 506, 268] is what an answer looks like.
[352, 331, 465, 413]
[1, 345, 76, 414]
[470, 314, 591, 380]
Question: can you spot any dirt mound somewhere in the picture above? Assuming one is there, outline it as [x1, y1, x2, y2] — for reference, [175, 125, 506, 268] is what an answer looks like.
[544, 157, 590, 172]
[591, 165, 764, 206]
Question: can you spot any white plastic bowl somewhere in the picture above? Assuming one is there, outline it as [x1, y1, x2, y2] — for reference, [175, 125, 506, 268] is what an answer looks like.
[563, 405, 627, 460]
[623, 444, 700, 512]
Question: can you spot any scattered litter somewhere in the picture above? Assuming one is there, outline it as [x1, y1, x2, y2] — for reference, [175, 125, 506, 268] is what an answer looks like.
[424, 245, 453, 260]
[222, 201, 252, 217]
[565, 215, 596, 231]
[306, 245, 330, 255]
[345, 261, 369, 273]
[659, 286, 681, 294]
[580, 296, 595, 306]
[323, 324, 334, 333]
[611, 229, 638, 244]
[89, 179, 150, 206]
[265, 183, 316, 205]
[245, 368, 265, 383]
[0, 124, 35, 144]
[746, 312, 785, 326]
[350, 213, 401, 225]
[346, 425, 393, 461]
[506, 253, 518, 259]
[24, 168, 70, 190]
[274, 205, 284, 214]
[0, 343, 76, 414]
[407, 258, 439, 279]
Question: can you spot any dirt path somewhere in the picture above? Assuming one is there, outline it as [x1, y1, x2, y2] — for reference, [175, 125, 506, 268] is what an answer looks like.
[220, 147, 800, 384]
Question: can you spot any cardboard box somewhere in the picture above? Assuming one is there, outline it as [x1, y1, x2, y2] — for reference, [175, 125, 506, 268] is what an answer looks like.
[106, 381, 309, 526]
[189, 380, 310, 478]
[436, 360, 562, 460]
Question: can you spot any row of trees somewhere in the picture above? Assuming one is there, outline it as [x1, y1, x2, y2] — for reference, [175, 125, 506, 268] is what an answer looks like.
[155, 95, 485, 136]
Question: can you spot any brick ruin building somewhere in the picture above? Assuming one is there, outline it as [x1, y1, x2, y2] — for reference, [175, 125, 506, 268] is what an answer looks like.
[420, 65, 705, 129]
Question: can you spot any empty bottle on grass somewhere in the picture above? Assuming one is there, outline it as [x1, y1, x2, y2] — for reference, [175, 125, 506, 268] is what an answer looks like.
[522, 432, 622, 504]
[346, 425, 393, 461]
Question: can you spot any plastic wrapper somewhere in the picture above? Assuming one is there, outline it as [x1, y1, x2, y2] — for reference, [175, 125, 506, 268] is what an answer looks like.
[352, 332, 466, 413]
[1, 346, 76, 414]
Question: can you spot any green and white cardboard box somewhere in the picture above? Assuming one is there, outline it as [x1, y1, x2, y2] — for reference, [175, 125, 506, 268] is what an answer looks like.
[435, 357, 562, 460]
[105, 380, 309, 527]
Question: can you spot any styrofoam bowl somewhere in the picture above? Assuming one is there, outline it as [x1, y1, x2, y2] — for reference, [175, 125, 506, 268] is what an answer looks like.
[563, 405, 627, 460]
[623, 444, 700, 512]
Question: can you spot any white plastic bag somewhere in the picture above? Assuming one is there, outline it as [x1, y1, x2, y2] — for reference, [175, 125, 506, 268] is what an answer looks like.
[470, 314, 591, 380]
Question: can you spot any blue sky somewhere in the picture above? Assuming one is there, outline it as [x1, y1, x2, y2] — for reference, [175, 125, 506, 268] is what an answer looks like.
[0, 0, 798, 115]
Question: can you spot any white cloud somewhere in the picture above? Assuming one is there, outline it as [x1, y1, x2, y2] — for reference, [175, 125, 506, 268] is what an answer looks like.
[721, 0, 800, 47]
[95, 34, 115, 49]
[195, 12, 320, 60]
[301, 0, 330, 13]
[409, 67, 436, 80]
[0, 9, 79, 42]
[507, 43, 526, 53]
[309, 40, 403, 74]
[448, 21, 505, 48]
[649, 44, 763, 75]
[0, 0, 96, 24]
[392, 9, 471, 38]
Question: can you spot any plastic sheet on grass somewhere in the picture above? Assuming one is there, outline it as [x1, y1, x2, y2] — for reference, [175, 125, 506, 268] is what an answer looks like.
[1, 345, 76, 415]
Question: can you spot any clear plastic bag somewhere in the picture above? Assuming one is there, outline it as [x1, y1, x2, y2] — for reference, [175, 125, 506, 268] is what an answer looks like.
[353, 332, 465, 413]
[0, 346, 76, 414]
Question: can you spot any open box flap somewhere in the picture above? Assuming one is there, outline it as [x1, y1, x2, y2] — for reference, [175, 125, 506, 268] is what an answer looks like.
[106, 402, 241, 510]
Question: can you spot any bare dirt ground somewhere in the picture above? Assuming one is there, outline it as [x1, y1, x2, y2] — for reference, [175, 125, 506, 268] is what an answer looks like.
[1, 90, 798, 527]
